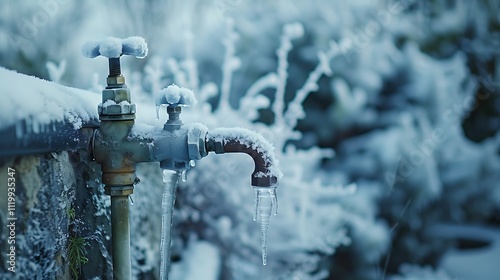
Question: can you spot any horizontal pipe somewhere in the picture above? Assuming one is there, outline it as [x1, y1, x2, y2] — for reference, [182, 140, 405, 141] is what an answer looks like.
[0, 66, 101, 160]
[0, 119, 98, 161]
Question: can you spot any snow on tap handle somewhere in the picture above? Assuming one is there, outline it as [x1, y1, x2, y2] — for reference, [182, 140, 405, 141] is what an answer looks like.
[82, 36, 148, 59]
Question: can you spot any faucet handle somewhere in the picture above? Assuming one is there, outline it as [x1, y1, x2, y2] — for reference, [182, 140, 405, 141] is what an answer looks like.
[155, 84, 198, 128]
[82, 37, 148, 86]
[82, 36, 148, 59]
[156, 84, 198, 108]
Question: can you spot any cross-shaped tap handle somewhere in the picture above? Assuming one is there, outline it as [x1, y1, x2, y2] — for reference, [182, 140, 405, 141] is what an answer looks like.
[156, 84, 198, 108]
[82, 37, 148, 80]
[82, 36, 148, 59]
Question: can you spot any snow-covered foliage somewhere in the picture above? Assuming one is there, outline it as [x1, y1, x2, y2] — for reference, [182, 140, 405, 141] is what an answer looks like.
[1, 0, 500, 279]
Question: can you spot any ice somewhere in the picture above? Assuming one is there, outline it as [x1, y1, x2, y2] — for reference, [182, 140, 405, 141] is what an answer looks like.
[156, 105, 161, 119]
[181, 170, 187, 182]
[253, 186, 278, 265]
[160, 170, 181, 280]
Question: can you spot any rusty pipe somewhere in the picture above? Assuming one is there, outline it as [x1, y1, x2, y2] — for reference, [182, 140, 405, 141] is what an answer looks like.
[205, 128, 281, 187]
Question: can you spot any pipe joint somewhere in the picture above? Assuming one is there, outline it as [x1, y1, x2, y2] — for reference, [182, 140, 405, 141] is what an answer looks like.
[93, 121, 154, 186]
[105, 185, 134, 196]
[152, 123, 209, 170]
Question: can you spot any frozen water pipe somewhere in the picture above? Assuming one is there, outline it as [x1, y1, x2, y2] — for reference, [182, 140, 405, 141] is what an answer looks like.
[205, 128, 279, 187]
[81, 37, 281, 279]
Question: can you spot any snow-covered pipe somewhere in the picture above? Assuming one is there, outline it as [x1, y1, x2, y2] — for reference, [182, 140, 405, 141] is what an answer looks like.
[0, 120, 97, 160]
[0, 66, 100, 161]
[205, 127, 281, 187]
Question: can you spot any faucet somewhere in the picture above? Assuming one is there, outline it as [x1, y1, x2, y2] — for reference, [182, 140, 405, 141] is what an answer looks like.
[83, 37, 280, 279]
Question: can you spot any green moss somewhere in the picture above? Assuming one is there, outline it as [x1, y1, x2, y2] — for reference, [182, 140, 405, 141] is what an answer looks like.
[67, 207, 88, 279]
[68, 236, 88, 279]
[67, 207, 76, 221]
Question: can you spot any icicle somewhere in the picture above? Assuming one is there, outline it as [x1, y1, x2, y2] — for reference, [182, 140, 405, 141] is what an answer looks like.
[253, 186, 278, 265]
[272, 188, 278, 215]
[253, 188, 259, 221]
[129, 195, 134, 205]
[181, 170, 187, 182]
[160, 170, 181, 280]
[156, 105, 161, 119]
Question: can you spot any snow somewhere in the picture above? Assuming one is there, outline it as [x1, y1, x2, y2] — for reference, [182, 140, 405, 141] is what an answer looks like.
[129, 123, 162, 140]
[102, 99, 116, 107]
[0, 67, 99, 132]
[158, 84, 198, 106]
[82, 36, 148, 59]
[98, 37, 122, 58]
[121, 36, 148, 58]
[163, 84, 182, 104]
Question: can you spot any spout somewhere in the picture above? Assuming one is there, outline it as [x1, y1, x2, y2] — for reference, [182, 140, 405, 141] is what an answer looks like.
[205, 128, 282, 187]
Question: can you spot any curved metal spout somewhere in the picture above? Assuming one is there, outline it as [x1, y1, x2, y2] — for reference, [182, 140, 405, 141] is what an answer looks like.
[205, 128, 281, 187]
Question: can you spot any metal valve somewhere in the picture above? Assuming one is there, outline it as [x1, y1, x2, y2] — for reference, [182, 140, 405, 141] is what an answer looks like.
[155, 84, 198, 131]
[82, 37, 148, 121]
[82, 36, 148, 87]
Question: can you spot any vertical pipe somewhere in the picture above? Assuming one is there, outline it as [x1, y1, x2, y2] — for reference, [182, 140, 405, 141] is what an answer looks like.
[111, 195, 131, 280]
[108, 58, 122, 77]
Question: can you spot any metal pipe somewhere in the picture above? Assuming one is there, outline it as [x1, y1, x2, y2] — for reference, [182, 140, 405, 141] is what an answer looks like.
[111, 194, 131, 280]
[205, 130, 280, 187]
[0, 120, 97, 161]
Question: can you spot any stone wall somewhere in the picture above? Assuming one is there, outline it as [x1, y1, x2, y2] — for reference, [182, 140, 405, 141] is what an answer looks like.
[0, 151, 112, 279]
